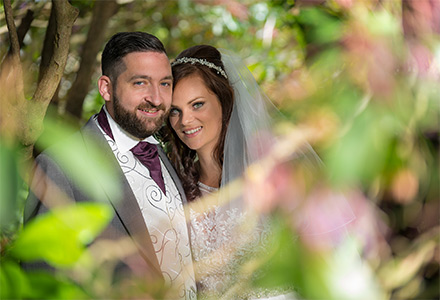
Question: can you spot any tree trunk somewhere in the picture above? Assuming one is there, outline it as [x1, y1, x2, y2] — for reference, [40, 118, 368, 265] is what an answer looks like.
[0, 0, 79, 168]
[64, 0, 119, 120]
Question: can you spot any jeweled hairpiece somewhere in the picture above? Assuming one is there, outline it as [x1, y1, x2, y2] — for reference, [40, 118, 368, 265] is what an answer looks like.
[171, 57, 228, 79]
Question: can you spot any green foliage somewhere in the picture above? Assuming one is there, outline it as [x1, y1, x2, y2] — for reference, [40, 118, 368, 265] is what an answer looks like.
[325, 107, 395, 187]
[0, 260, 28, 299]
[1, 202, 112, 299]
[23, 271, 89, 299]
[0, 142, 23, 234]
[82, 89, 104, 121]
[297, 7, 344, 45]
[252, 216, 333, 297]
[11, 203, 112, 267]
[1, 253, 90, 300]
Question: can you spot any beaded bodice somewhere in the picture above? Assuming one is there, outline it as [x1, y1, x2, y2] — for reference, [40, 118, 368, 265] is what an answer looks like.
[188, 182, 268, 298]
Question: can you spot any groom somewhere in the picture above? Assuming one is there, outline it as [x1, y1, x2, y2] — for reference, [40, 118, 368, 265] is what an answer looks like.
[24, 32, 196, 299]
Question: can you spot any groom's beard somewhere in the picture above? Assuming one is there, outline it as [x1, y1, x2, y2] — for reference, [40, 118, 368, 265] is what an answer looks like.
[113, 94, 168, 139]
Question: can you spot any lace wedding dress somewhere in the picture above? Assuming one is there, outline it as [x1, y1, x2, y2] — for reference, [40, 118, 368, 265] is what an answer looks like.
[189, 182, 296, 300]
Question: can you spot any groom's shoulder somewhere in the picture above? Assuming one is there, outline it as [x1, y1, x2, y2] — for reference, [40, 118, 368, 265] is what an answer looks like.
[36, 116, 102, 163]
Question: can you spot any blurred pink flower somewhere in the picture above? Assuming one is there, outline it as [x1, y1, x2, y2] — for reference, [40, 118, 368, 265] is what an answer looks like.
[291, 185, 356, 251]
[343, 25, 396, 97]
[196, 0, 249, 21]
[335, 0, 353, 9]
[243, 161, 295, 214]
[403, 0, 440, 37]
[342, 23, 396, 96]
[340, 190, 391, 261]
[223, 0, 249, 21]
[286, 186, 391, 260]
[406, 42, 438, 78]
[268, 69, 313, 103]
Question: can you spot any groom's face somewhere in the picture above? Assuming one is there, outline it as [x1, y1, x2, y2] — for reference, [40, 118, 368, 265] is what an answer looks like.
[107, 51, 173, 139]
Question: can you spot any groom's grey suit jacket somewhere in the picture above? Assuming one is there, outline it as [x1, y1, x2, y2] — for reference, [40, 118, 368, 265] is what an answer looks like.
[24, 115, 188, 282]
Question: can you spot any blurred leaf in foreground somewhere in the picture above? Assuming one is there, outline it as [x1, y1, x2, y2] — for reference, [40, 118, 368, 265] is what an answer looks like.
[0, 140, 23, 233]
[34, 110, 123, 203]
[1, 260, 89, 300]
[11, 202, 113, 267]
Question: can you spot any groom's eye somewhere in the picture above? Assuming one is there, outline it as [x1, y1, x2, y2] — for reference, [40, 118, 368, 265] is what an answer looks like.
[161, 81, 172, 87]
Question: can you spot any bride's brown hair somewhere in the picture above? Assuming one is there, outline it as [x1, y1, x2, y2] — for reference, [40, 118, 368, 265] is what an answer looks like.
[164, 45, 234, 201]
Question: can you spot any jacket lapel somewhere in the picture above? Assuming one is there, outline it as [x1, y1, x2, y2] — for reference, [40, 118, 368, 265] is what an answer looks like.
[81, 117, 163, 278]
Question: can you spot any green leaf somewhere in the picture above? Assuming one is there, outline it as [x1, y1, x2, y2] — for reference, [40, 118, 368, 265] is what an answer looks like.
[11, 203, 113, 267]
[325, 107, 395, 187]
[297, 8, 343, 45]
[0, 141, 22, 232]
[0, 260, 90, 299]
[251, 216, 333, 298]
[0, 260, 30, 299]
[25, 271, 90, 299]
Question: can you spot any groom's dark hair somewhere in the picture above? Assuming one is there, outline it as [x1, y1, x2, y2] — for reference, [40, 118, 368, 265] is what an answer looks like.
[101, 31, 167, 85]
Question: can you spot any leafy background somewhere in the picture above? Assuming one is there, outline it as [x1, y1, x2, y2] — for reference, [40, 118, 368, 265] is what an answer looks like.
[0, 0, 438, 299]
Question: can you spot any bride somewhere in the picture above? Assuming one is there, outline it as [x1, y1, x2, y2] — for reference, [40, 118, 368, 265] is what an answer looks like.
[163, 45, 300, 299]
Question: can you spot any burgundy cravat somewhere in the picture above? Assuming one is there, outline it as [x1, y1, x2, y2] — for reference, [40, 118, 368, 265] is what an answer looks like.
[130, 142, 166, 194]
[97, 107, 166, 195]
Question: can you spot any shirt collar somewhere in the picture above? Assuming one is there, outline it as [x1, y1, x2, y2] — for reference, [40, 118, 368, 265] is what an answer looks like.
[103, 106, 159, 154]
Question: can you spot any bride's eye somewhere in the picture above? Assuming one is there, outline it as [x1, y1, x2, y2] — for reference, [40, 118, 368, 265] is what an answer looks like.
[193, 102, 204, 109]
[169, 108, 180, 116]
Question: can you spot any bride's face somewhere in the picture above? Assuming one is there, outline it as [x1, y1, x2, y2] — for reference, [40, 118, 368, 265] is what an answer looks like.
[169, 74, 223, 156]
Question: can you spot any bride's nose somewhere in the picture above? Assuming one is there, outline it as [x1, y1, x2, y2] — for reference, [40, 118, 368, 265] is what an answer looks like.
[181, 110, 194, 126]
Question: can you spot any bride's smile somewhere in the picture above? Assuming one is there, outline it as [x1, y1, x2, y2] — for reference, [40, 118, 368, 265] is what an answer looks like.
[183, 126, 202, 136]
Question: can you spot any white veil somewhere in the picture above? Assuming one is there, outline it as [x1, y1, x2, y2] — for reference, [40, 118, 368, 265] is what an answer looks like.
[220, 50, 276, 186]
[220, 50, 322, 193]
[219, 49, 355, 237]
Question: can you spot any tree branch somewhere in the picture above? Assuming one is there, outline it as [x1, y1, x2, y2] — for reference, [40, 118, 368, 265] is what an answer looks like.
[65, 0, 119, 119]
[33, 0, 78, 107]
[17, 9, 35, 49]
[3, 0, 20, 58]
[38, 3, 56, 83]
